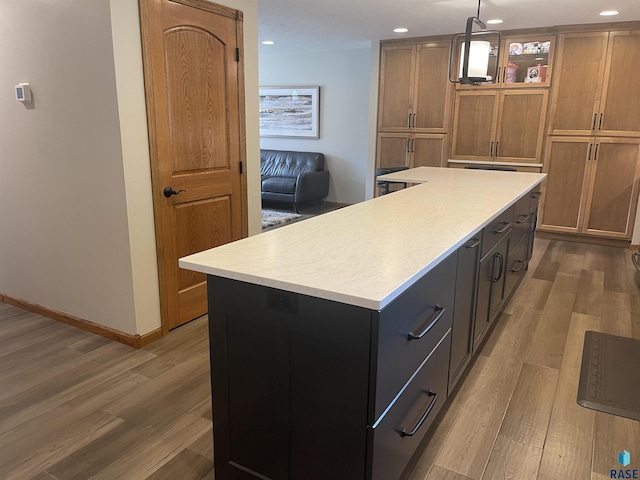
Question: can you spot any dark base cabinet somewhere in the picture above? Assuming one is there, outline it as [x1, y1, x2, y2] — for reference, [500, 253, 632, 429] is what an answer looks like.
[205, 187, 541, 480]
[207, 253, 457, 480]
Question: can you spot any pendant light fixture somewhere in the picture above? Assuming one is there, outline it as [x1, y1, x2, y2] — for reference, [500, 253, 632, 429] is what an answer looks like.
[448, 0, 501, 85]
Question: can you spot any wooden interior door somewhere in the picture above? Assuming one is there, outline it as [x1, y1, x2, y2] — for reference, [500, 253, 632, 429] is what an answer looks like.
[538, 136, 592, 233]
[547, 32, 608, 136]
[378, 45, 415, 131]
[495, 90, 548, 163]
[582, 138, 640, 238]
[598, 30, 640, 137]
[413, 43, 452, 132]
[140, 0, 247, 332]
[450, 91, 499, 161]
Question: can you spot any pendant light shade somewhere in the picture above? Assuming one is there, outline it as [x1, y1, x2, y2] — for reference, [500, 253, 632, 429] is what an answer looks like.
[449, 0, 501, 85]
[459, 40, 491, 80]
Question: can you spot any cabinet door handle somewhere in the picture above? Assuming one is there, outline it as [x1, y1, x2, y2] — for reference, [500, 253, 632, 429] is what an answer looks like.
[407, 305, 445, 340]
[412, 113, 416, 129]
[515, 213, 530, 224]
[592, 113, 597, 131]
[495, 141, 499, 158]
[599, 113, 603, 130]
[399, 390, 438, 437]
[493, 252, 505, 282]
[408, 112, 412, 128]
[594, 144, 599, 160]
[493, 221, 511, 234]
[465, 237, 480, 249]
[490, 141, 494, 157]
[510, 259, 525, 273]
[411, 138, 415, 153]
[587, 143, 592, 160]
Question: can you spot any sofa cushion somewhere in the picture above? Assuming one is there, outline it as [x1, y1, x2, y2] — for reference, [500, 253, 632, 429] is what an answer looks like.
[260, 150, 325, 177]
[262, 176, 297, 194]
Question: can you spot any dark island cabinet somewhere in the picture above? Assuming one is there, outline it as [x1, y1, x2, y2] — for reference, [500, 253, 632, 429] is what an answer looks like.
[207, 253, 457, 480]
[205, 189, 541, 480]
[449, 235, 481, 392]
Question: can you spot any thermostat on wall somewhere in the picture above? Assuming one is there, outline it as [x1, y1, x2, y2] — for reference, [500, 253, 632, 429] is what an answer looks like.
[15, 83, 32, 103]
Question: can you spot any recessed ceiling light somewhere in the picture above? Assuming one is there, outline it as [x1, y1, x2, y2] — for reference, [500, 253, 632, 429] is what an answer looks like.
[261, 40, 275, 45]
[599, 10, 619, 16]
[486, 19, 503, 24]
[394, 28, 409, 33]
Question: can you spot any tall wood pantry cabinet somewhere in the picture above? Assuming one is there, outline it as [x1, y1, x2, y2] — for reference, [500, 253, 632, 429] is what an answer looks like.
[376, 41, 452, 179]
[540, 29, 640, 239]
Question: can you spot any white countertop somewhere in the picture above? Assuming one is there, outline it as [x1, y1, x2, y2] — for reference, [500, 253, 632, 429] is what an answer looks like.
[180, 167, 546, 310]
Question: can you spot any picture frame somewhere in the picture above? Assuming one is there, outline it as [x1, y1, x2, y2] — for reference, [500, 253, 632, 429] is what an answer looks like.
[259, 86, 320, 138]
[525, 66, 541, 83]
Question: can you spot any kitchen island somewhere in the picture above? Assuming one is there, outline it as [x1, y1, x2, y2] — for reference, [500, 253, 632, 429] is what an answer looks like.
[180, 167, 546, 480]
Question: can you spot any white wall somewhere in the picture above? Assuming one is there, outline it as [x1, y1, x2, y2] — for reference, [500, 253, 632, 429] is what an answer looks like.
[259, 48, 372, 204]
[0, 0, 138, 333]
[0, 0, 260, 336]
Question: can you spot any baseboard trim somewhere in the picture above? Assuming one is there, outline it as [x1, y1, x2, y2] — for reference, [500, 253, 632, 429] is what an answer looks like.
[0, 292, 163, 348]
[536, 231, 631, 248]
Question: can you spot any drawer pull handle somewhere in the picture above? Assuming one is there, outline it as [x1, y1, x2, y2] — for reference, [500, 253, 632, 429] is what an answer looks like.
[492, 252, 504, 282]
[515, 214, 530, 224]
[407, 305, 445, 340]
[399, 390, 438, 437]
[530, 191, 542, 199]
[492, 221, 511, 234]
[465, 238, 480, 249]
[510, 260, 525, 273]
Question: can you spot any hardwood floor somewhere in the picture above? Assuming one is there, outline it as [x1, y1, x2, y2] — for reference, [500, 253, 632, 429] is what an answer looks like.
[1, 238, 639, 479]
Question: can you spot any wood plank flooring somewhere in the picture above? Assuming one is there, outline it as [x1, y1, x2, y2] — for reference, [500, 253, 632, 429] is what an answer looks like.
[1, 238, 639, 479]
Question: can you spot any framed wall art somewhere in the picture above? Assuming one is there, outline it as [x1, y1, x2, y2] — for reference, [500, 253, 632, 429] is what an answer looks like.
[259, 86, 320, 138]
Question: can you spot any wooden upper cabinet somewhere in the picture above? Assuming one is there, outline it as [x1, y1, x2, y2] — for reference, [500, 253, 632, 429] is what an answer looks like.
[451, 91, 499, 161]
[378, 45, 414, 130]
[548, 30, 640, 137]
[451, 89, 547, 164]
[455, 34, 555, 89]
[495, 90, 548, 163]
[599, 31, 640, 137]
[413, 43, 452, 132]
[378, 42, 451, 133]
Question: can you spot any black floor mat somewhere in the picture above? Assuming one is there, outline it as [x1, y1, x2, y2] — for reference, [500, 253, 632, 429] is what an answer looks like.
[577, 331, 640, 421]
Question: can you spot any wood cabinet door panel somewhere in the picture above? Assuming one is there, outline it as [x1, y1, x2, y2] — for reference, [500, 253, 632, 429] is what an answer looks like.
[378, 46, 414, 130]
[548, 32, 608, 136]
[599, 31, 640, 137]
[539, 137, 592, 232]
[413, 43, 451, 132]
[451, 91, 499, 160]
[377, 134, 410, 169]
[412, 135, 447, 168]
[583, 139, 640, 238]
[496, 90, 548, 163]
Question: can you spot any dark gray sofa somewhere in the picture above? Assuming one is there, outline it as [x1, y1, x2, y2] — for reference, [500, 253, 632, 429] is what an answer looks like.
[260, 149, 330, 212]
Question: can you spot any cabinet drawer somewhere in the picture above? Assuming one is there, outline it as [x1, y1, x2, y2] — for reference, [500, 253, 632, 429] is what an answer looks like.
[374, 252, 456, 421]
[371, 331, 450, 480]
[511, 195, 531, 253]
[481, 205, 514, 257]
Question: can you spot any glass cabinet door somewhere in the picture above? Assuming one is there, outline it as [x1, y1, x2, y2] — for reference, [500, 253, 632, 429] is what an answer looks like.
[500, 35, 555, 87]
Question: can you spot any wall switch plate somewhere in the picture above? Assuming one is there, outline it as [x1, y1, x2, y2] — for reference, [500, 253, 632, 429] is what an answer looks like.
[15, 83, 32, 103]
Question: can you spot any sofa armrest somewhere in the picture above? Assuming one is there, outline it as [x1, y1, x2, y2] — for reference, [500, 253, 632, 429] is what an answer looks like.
[294, 170, 330, 203]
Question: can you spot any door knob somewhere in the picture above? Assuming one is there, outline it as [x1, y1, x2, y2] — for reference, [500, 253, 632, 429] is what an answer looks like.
[163, 186, 186, 198]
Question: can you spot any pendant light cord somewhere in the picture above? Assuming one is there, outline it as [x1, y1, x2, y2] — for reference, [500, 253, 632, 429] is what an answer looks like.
[477, 0, 481, 19]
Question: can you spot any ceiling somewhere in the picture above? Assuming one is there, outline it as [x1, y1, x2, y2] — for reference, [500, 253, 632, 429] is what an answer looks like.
[258, 0, 640, 54]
